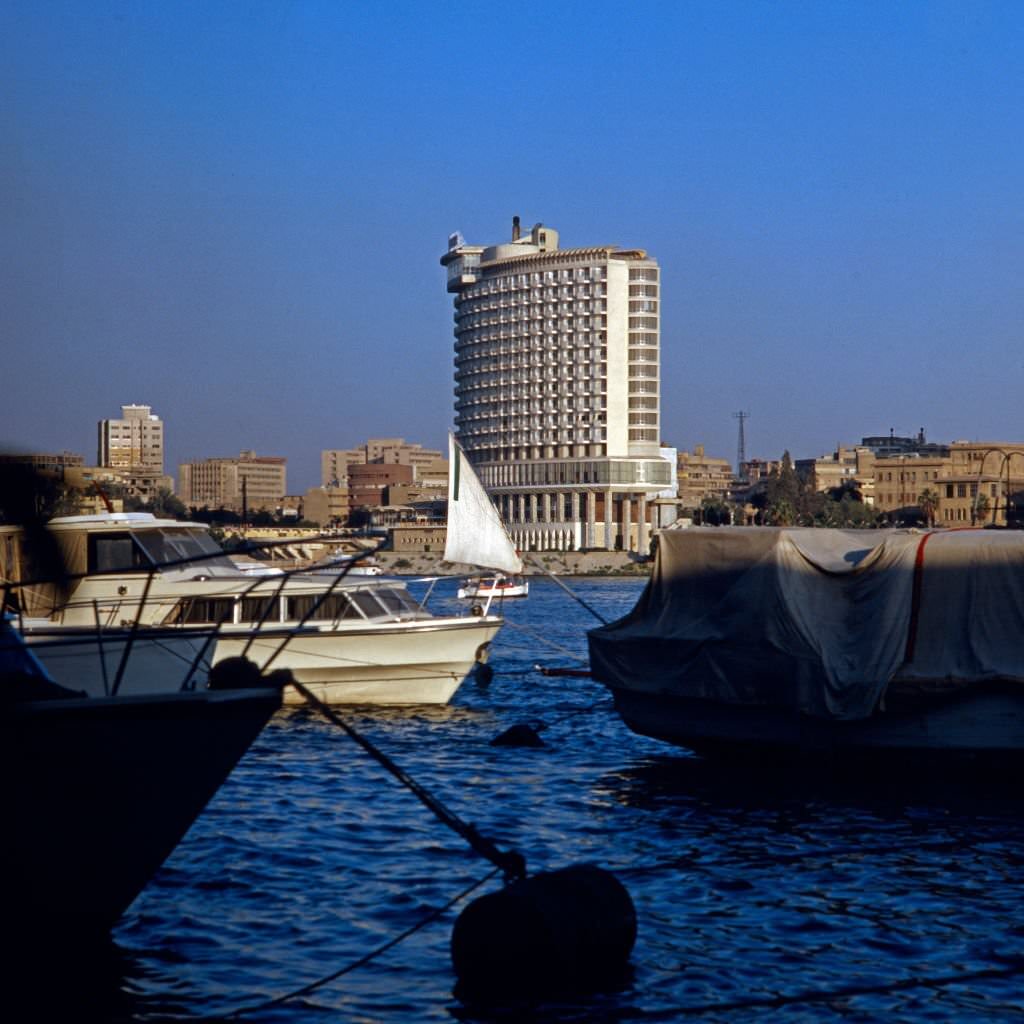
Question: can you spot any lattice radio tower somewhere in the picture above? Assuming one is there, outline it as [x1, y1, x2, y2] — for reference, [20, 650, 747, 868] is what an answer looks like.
[733, 411, 750, 479]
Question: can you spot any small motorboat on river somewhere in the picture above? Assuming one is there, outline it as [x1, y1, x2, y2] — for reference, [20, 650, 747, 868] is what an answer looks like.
[457, 575, 529, 600]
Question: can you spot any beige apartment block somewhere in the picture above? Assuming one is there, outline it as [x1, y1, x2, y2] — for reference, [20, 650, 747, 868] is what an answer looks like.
[935, 441, 1024, 526]
[98, 404, 165, 473]
[178, 450, 286, 512]
[676, 445, 734, 509]
[872, 455, 950, 516]
[389, 524, 448, 554]
[302, 485, 351, 526]
[442, 217, 673, 553]
[348, 462, 414, 509]
[321, 440, 445, 487]
[797, 446, 876, 503]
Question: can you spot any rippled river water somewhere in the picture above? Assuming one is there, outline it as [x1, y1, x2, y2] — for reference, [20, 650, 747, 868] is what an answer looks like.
[33, 578, 1024, 1021]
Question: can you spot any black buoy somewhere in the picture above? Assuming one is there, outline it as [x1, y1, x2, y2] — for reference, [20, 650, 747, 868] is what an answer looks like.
[473, 661, 494, 686]
[451, 864, 636, 1003]
[490, 722, 546, 747]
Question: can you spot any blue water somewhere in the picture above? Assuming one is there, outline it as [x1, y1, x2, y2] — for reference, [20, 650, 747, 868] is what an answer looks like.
[39, 579, 1024, 1020]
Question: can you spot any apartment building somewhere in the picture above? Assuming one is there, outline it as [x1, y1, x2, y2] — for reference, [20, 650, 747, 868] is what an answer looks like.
[321, 439, 445, 487]
[676, 445, 734, 509]
[98, 404, 165, 473]
[178, 450, 286, 512]
[936, 441, 1024, 526]
[441, 217, 673, 552]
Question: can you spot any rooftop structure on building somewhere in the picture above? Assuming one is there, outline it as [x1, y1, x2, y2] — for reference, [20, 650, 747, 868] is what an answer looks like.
[862, 428, 949, 459]
[441, 216, 673, 553]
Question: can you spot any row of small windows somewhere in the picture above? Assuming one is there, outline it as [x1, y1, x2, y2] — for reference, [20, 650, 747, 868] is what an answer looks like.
[469, 267, 610, 293]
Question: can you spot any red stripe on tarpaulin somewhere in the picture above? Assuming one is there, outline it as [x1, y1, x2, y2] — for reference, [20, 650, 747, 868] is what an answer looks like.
[902, 528, 980, 665]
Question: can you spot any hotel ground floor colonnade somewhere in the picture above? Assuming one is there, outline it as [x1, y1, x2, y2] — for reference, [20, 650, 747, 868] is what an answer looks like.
[497, 489, 653, 554]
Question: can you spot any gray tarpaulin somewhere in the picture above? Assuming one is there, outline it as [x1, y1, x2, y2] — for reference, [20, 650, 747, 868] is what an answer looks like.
[588, 527, 1024, 721]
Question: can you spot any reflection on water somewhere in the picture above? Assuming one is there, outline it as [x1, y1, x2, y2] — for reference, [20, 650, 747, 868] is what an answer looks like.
[27, 579, 1024, 1021]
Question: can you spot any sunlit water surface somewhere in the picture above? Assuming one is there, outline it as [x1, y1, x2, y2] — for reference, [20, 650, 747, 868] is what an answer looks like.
[27, 579, 1024, 1021]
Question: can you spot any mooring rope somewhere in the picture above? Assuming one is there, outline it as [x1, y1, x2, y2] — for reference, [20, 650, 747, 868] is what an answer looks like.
[215, 867, 501, 1020]
[291, 680, 526, 883]
[499, 618, 589, 663]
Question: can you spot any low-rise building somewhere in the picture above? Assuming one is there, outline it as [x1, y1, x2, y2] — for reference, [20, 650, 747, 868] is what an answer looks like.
[797, 446, 876, 503]
[302, 486, 351, 527]
[936, 441, 1024, 526]
[348, 462, 414, 509]
[676, 445, 733, 510]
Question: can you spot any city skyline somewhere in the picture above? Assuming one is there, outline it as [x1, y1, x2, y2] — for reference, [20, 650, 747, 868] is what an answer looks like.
[3, 3, 1022, 493]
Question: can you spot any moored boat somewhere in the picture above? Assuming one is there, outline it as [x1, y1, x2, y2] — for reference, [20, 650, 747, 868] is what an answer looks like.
[2, 512, 501, 705]
[0, 615, 282, 935]
[457, 575, 529, 600]
[589, 527, 1024, 761]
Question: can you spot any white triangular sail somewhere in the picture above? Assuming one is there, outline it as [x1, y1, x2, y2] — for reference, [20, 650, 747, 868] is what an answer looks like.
[444, 433, 523, 574]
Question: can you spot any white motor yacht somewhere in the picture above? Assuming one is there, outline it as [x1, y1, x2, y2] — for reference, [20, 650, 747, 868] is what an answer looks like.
[3, 512, 501, 705]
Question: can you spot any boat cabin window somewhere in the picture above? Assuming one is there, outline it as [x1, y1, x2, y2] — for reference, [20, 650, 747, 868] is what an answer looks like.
[240, 596, 280, 623]
[88, 533, 151, 573]
[168, 597, 237, 625]
[284, 593, 363, 622]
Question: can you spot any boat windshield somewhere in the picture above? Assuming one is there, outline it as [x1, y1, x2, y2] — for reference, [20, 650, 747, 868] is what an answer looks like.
[132, 528, 236, 573]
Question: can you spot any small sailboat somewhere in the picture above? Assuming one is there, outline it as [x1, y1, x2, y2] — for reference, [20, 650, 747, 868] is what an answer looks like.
[444, 434, 525, 606]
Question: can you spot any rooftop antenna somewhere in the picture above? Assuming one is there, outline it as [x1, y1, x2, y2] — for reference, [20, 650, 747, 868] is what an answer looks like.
[733, 411, 750, 479]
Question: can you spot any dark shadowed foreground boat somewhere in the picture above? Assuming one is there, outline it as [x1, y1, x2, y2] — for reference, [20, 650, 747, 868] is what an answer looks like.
[0, 616, 281, 936]
[589, 527, 1024, 761]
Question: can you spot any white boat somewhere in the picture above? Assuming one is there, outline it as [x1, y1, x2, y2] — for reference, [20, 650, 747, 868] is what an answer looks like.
[2, 512, 502, 706]
[0, 613, 281, 935]
[589, 527, 1024, 761]
[457, 575, 529, 600]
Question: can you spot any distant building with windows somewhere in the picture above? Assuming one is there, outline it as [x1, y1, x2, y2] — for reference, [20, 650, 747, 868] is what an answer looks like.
[676, 445, 734, 509]
[442, 217, 672, 553]
[178, 450, 286, 513]
[95, 404, 173, 500]
[321, 439, 445, 487]
[98, 404, 165, 473]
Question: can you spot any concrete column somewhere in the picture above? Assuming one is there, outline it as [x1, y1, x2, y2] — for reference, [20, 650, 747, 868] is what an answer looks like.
[542, 492, 552, 525]
[585, 490, 595, 549]
[622, 495, 633, 552]
[604, 488, 614, 551]
[529, 493, 538, 525]
[638, 494, 649, 556]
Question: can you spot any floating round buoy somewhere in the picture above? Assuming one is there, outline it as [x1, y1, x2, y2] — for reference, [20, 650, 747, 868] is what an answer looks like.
[451, 864, 636, 1003]
[473, 661, 494, 686]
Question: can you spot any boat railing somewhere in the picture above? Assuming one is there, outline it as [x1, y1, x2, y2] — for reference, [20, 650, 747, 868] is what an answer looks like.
[2, 531, 394, 690]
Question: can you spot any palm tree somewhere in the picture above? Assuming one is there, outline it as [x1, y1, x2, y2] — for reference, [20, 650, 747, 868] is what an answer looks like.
[918, 488, 940, 527]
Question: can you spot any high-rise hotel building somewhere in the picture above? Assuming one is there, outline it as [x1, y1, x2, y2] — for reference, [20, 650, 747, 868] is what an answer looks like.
[442, 218, 672, 553]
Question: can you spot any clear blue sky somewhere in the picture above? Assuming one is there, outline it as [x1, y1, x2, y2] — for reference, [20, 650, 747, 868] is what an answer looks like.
[2, 1, 1022, 491]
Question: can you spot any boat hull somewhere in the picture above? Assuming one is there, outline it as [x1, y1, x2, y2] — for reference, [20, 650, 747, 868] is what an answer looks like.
[1, 687, 281, 934]
[610, 683, 1024, 762]
[23, 616, 501, 705]
[213, 616, 502, 705]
